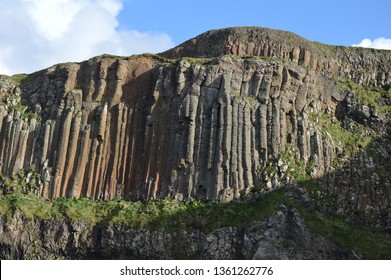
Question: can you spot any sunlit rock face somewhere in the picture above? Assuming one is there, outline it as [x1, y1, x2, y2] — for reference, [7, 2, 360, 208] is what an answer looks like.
[0, 26, 390, 209]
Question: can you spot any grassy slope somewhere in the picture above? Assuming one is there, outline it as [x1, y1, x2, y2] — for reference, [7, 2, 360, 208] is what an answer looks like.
[1, 188, 390, 259]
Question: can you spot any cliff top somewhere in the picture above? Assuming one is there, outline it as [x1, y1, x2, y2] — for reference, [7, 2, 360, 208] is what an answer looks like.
[158, 26, 391, 87]
[159, 26, 315, 58]
[2, 26, 391, 88]
[159, 26, 391, 59]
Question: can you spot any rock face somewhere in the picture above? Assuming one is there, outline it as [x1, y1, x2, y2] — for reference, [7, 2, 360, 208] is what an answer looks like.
[0, 26, 390, 210]
[1, 26, 391, 261]
[0, 54, 343, 202]
[160, 27, 391, 87]
[0, 205, 355, 260]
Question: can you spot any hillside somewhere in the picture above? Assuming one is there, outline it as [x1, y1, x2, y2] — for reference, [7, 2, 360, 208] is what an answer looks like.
[0, 26, 390, 259]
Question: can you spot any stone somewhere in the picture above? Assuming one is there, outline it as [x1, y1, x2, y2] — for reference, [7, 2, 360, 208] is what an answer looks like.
[0, 26, 388, 216]
[0, 205, 356, 260]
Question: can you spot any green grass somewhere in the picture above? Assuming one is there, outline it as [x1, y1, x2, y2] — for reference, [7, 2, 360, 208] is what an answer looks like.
[261, 144, 313, 184]
[0, 74, 29, 87]
[180, 57, 216, 65]
[0, 166, 287, 231]
[336, 78, 391, 115]
[10, 103, 26, 113]
[9, 74, 29, 86]
[310, 41, 339, 53]
[8, 103, 40, 120]
[0, 78, 40, 122]
[1, 186, 390, 259]
[2, 192, 57, 220]
[0, 190, 284, 232]
[95, 53, 128, 60]
[308, 112, 376, 157]
[297, 206, 391, 259]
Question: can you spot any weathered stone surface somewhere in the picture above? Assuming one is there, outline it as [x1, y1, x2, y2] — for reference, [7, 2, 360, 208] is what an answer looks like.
[0, 27, 389, 213]
[160, 27, 391, 87]
[0, 206, 355, 260]
[0, 54, 347, 202]
[0, 26, 391, 260]
[249, 205, 354, 260]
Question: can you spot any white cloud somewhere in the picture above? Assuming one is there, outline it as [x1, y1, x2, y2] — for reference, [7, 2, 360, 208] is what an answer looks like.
[0, 0, 175, 75]
[353, 37, 391, 50]
[23, 0, 84, 41]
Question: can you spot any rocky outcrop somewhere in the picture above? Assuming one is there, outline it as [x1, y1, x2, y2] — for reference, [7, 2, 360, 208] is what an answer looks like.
[324, 140, 391, 226]
[0, 54, 345, 202]
[0, 205, 355, 260]
[0, 26, 390, 212]
[160, 27, 391, 87]
[1, 26, 391, 261]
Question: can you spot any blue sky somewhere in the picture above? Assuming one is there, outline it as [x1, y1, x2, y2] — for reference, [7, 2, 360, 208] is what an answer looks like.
[0, 0, 390, 75]
[118, 0, 391, 47]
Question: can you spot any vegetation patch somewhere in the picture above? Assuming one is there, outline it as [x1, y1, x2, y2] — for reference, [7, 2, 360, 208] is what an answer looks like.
[10, 103, 41, 120]
[296, 204, 391, 259]
[8, 74, 29, 86]
[1, 185, 390, 259]
[336, 78, 391, 115]
[0, 187, 284, 232]
[180, 57, 216, 65]
[308, 112, 376, 157]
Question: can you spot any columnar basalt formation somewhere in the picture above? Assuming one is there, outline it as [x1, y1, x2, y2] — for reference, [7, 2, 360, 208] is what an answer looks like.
[0, 55, 342, 202]
[0, 27, 390, 212]
[160, 27, 391, 87]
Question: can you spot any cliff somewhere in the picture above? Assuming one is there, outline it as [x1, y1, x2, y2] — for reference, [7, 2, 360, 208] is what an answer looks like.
[0, 26, 390, 225]
[0, 53, 343, 202]
[160, 27, 391, 87]
[0, 205, 357, 260]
